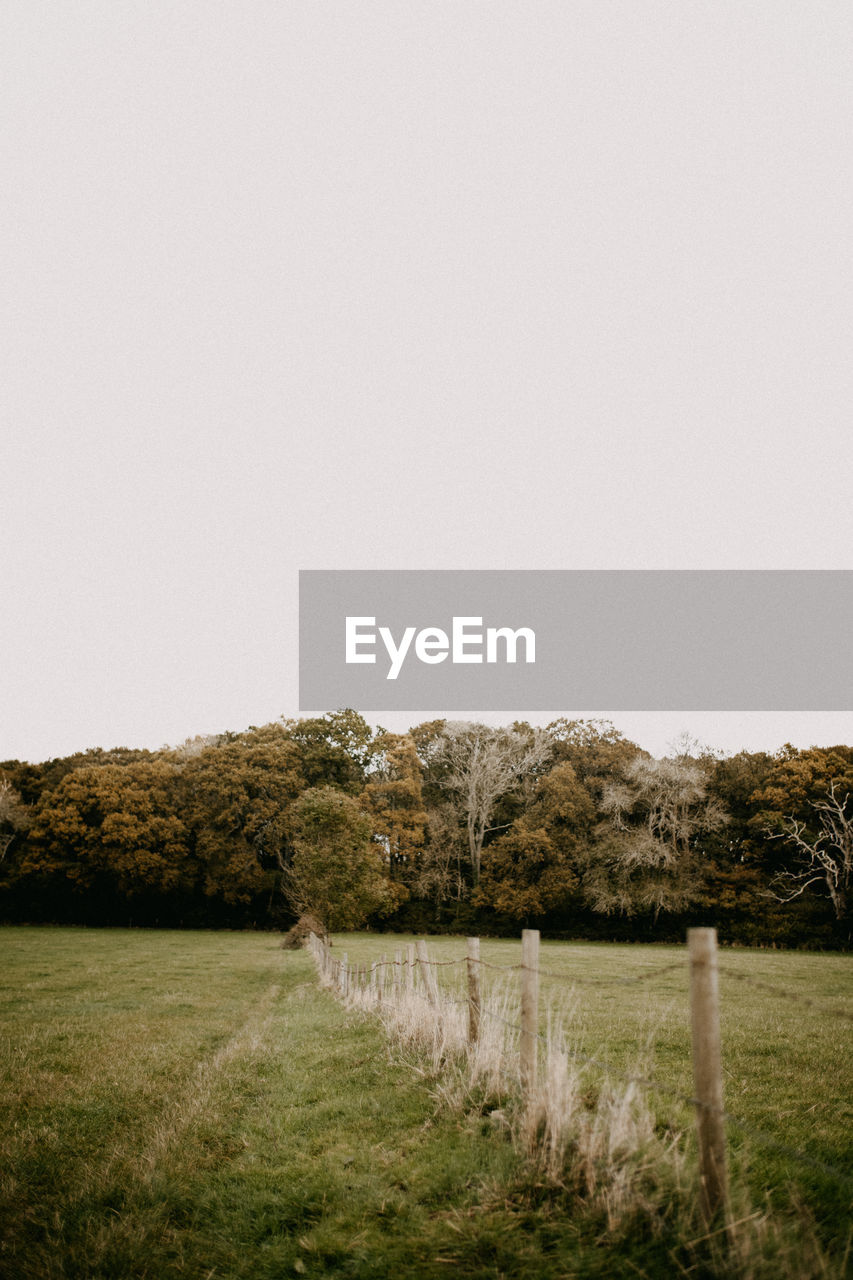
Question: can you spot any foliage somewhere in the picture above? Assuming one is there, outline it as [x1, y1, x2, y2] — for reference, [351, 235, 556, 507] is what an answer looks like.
[284, 786, 390, 931]
[280, 709, 377, 793]
[476, 763, 595, 920]
[361, 732, 427, 905]
[0, 776, 29, 864]
[23, 760, 192, 906]
[2, 715, 853, 947]
[175, 723, 303, 907]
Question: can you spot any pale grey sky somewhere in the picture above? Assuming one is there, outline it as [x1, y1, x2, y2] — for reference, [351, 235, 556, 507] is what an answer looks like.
[2, 3, 852, 764]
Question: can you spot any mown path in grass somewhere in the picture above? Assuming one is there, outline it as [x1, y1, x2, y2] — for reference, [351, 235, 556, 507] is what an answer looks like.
[1, 927, 694, 1280]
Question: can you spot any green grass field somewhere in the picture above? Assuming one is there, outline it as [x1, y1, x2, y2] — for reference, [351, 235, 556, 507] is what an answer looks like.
[0, 927, 850, 1279]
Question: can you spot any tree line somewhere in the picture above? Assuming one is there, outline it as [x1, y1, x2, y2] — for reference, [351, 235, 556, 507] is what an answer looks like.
[1, 711, 851, 947]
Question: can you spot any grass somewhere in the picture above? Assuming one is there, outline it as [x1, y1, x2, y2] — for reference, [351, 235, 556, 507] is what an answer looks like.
[0, 927, 850, 1279]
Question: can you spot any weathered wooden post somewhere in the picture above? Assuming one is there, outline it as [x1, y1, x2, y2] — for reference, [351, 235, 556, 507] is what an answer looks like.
[378, 954, 387, 1004]
[688, 927, 729, 1224]
[415, 939, 439, 1006]
[393, 950, 402, 1000]
[342, 953, 349, 998]
[466, 937, 481, 1047]
[520, 929, 540, 1101]
[406, 943, 416, 994]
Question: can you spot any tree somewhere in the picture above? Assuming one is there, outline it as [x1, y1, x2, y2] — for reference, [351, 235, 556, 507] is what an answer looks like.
[0, 776, 29, 864]
[24, 760, 192, 909]
[431, 722, 552, 886]
[749, 746, 853, 929]
[362, 733, 427, 903]
[546, 718, 645, 792]
[767, 781, 853, 922]
[582, 755, 728, 920]
[284, 786, 389, 932]
[281, 709, 377, 794]
[415, 801, 468, 914]
[477, 762, 595, 921]
[176, 723, 303, 908]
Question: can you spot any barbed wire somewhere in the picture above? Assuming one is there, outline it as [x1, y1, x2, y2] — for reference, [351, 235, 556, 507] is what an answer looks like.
[441, 998, 853, 1193]
[311, 939, 853, 1189]
[516, 959, 687, 988]
[717, 965, 853, 1026]
[326, 947, 852, 1023]
[328, 950, 685, 989]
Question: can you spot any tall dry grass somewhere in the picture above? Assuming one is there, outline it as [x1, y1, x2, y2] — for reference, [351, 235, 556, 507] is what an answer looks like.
[310, 936, 842, 1280]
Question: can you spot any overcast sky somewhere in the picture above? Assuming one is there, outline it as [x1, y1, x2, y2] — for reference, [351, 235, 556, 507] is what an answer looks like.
[2, 2, 852, 765]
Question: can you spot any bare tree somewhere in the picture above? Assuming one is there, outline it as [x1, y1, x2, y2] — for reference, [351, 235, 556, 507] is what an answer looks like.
[433, 722, 551, 885]
[601, 756, 727, 864]
[767, 781, 852, 921]
[588, 755, 728, 920]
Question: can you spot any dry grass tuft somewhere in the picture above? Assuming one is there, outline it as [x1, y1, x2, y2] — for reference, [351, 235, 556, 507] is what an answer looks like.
[310, 935, 842, 1280]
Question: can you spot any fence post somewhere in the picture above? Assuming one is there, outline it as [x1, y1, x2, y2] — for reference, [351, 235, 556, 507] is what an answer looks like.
[688, 927, 728, 1224]
[520, 929, 540, 1102]
[378, 954, 387, 1004]
[466, 937, 481, 1047]
[415, 939, 439, 1006]
[393, 950, 402, 1000]
[342, 953, 349, 998]
[406, 943, 415, 994]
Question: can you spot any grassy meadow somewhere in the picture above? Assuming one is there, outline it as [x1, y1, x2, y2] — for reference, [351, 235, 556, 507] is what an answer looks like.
[0, 927, 850, 1279]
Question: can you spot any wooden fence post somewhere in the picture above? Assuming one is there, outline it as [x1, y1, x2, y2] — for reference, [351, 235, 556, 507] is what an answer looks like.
[406, 943, 415, 994]
[466, 937, 481, 1047]
[415, 939, 439, 1006]
[688, 927, 728, 1224]
[342, 953, 349, 998]
[520, 929, 540, 1101]
[393, 950, 402, 1000]
[378, 954, 387, 1004]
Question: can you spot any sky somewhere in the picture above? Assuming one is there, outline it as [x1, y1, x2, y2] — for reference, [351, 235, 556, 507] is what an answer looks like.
[2, 2, 852, 766]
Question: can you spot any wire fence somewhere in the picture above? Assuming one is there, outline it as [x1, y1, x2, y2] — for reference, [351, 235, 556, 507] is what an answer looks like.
[306, 928, 853, 1218]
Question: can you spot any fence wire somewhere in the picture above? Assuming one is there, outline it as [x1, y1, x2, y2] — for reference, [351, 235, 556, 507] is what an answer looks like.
[310, 935, 853, 1195]
[717, 965, 853, 1025]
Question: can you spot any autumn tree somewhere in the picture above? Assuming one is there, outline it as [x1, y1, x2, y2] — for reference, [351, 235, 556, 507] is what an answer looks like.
[362, 733, 427, 902]
[700, 750, 775, 922]
[547, 718, 645, 793]
[283, 786, 389, 932]
[24, 760, 191, 910]
[281, 709, 377, 794]
[176, 723, 304, 910]
[477, 762, 595, 921]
